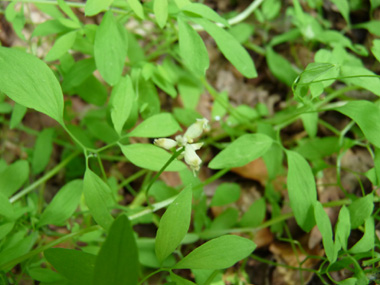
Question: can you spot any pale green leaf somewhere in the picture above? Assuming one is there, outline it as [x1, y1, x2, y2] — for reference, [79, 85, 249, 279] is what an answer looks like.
[266, 47, 298, 86]
[128, 113, 181, 138]
[182, 3, 229, 27]
[286, 150, 317, 232]
[372, 39, 380, 63]
[10, 103, 27, 129]
[32, 128, 54, 175]
[178, 16, 209, 76]
[210, 183, 240, 206]
[128, 0, 145, 19]
[239, 197, 266, 228]
[340, 66, 380, 96]
[209, 134, 272, 169]
[83, 169, 114, 230]
[0, 160, 29, 198]
[119, 143, 186, 171]
[154, 0, 168, 28]
[193, 18, 257, 78]
[155, 185, 192, 263]
[0, 47, 64, 124]
[94, 215, 139, 285]
[38, 180, 83, 227]
[335, 100, 380, 148]
[347, 193, 374, 229]
[174, 235, 256, 269]
[85, 0, 114, 16]
[94, 11, 127, 85]
[349, 217, 375, 254]
[331, 0, 350, 24]
[0, 192, 15, 219]
[170, 272, 196, 285]
[335, 206, 350, 251]
[110, 75, 135, 135]
[314, 201, 337, 263]
[45, 31, 77, 61]
[301, 112, 318, 138]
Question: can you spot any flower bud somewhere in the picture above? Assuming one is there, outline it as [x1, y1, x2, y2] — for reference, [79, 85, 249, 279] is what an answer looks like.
[154, 138, 177, 150]
[184, 118, 209, 142]
[184, 144, 202, 173]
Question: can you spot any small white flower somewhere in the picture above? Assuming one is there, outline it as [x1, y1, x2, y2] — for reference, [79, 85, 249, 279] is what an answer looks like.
[184, 144, 202, 173]
[154, 138, 177, 150]
[154, 118, 208, 176]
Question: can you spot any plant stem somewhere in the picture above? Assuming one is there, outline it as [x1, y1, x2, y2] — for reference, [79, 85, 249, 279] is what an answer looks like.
[9, 150, 80, 203]
[138, 268, 166, 285]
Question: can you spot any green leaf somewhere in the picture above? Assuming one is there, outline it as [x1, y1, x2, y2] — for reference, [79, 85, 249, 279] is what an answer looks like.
[38, 180, 83, 227]
[74, 75, 108, 106]
[57, 0, 80, 22]
[0, 160, 29, 198]
[335, 206, 350, 251]
[174, 235, 256, 269]
[10, 103, 27, 129]
[128, 113, 181, 138]
[182, 3, 229, 27]
[209, 134, 272, 169]
[128, 0, 145, 19]
[266, 47, 298, 86]
[349, 217, 375, 254]
[178, 16, 209, 76]
[0, 192, 15, 219]
[155, 185, 192, 263]
[45, 31, 77, 61]
[94, 11, 127, 85]
[300, 111, 318, 138]
[119, 143, 186, 171]
[335, 100, 380, 148]
[331, 0, 350, 24]
[0, 47, 64, 124]
[44, 248, 96, 284]
[286, 150, 317, 232]
[110, 75, 135, 135]
[347, 193, 374, 229]
[94, 215, 139, 285]
[85, 0, 114, 16]
[32, 128, 54, 175]
[239, 197, 266, 228]
[62, 57, 96, 92]
[193, 18, 257, 78]
[174, 0, 191, 8]
[154, 0, 168, 28]
[209, 208, 239, 231]
[371, 39, 380, 63]
[170, 272, 196, 284]
[210, 183, 241, 206]
[340, 66, 380, 96]
[314, 201, 337, 263]
[83, 169, 114, 230]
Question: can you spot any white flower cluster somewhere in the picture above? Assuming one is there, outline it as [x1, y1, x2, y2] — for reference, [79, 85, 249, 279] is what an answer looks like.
[154, 118, 209, 175]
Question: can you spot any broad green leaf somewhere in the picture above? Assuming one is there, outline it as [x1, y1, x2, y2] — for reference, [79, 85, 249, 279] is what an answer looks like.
[211, 91, 228, 120]
[266, 47, 298, 86]
[335, 100, 380, 148]
[0, 193, 14, 219]
[27, 268, 64, 284]
[85, 0, 114, 16]
[128, 0, 145, 19]
[209, 208, 239, 231]
[57, 0, 80, 23]
[32, 128, 54, 175]
[182, 3, 229, 27]
[110, 75, 135, 135]
[354, 21, 380, 37]
[119, 143, 186, 171]
[0, 47, 64, 124]
[154, 0, 168, 28]
[301, 111, 318, 138]
[239, 197, 266, 228]
[178, 75, 203, 109]
[174, 0, 191, 8]
[0, 160, 29, 198]
[128, 113, 181, 137]
[83, 169, 114, 230]
[371, 39, 380, 63]
[347, 193, 374, 229]
[10, 103, 27, 129]
[174, 235, 256, 269]
[45, 31, 77, 61]
[94, 215, 139, 285]
[193, 18, 257, 78]
[349, 217, 375, 254]
[314, 202, 337, 263]
[295, 62, 338, 87]
[0, 222, 15, 240]
[45, 248, 96, 284]
[62, 58, 96, 92]
[286, 150, 317, 232]
[209, 134, 272, 169]
[340, 66, 380, 96]
[0, 232, 38, 271]
[74, 75, 108, 106]
[210, 183, 240, 206]
[170, 272, 196, 284]
[178, 17, 209, 76]
[335, 206, 350, 251]
[155, 185, 192, 263]
[34, 3, 63, 19]
[331, 0, 350, 24]
[94, 11, 127, 85]
[38, 180, 83, 227]
[262, 0, 281, 20]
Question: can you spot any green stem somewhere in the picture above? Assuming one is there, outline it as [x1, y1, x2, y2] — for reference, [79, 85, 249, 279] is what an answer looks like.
[138, 268, 166, 285]
[203, 270, 219, 285]
[0, 225, 100, 271]
[9, 151, 80, 203]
